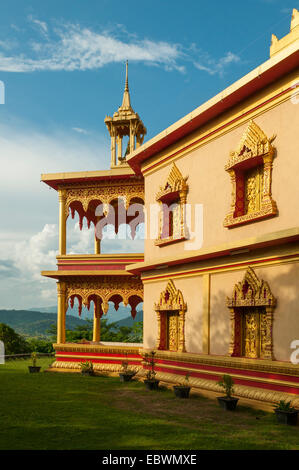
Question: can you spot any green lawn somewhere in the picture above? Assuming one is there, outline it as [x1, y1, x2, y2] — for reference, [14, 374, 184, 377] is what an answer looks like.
[0, 358, 298, 450]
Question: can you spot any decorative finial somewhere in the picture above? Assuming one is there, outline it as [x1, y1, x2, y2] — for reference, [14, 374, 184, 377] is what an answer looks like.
[121, 60, 131, 109]
[125, 60, 129, 92]
[291, 8, 299, 31]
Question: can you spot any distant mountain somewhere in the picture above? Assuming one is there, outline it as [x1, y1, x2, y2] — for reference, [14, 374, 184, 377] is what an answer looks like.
[0, 310, 90, 337]
[0, 308, 143, 338]
[117, 311, 143, 327]
[30, 303, 143, 324]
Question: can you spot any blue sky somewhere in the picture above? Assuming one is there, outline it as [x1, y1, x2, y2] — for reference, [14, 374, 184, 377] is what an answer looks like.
[0, 0, 297, 309]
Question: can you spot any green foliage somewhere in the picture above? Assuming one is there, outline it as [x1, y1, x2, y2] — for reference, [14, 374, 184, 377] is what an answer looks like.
[126, 321, 143, 343]
[46, 319, 143, 344]
[26, 337, 54, 353]
[217, 374, 234, 398]
[180, 372, 190, 387]
[31, 352, 37, 367]
[79, 361, 94, 373]
[144, 351, 157, 381]
[274, 400, 296, 412]
[0, 323, 31, 355]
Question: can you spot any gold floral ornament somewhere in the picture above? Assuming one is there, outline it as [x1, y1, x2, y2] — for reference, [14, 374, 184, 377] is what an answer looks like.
[226, 267, 276, 360]
[65, 275, 143, 319]
[154, 280, 187, 352]
[60, 179, 144, 236]
[155, 163, 189, 246]
[224, 120, 277, 228]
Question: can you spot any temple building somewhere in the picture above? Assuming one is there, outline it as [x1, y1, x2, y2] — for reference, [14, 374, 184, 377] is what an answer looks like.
[42, 10, 299, 407]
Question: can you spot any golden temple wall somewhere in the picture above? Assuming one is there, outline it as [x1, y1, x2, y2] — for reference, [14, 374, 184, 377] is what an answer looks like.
[143, 71, 299, 262]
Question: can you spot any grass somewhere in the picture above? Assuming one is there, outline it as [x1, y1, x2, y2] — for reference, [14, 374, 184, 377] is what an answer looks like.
[0, 358, 298, 450]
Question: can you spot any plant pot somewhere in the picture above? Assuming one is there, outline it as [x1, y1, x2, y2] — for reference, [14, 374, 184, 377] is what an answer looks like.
[81, 370, 94, 376]
[217, 396, 239, 411]
[173, 386, 191, 398]
[28, 366, 41, 373]
[144, 379, 160, 391]
[119, 372, 136, 382]
[275, 409, 298, 425]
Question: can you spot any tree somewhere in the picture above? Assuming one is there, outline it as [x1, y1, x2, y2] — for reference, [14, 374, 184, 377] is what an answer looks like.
[0, 323, 31, 355]
[45, 319, 144, 343]
[26, 338, 54, 353]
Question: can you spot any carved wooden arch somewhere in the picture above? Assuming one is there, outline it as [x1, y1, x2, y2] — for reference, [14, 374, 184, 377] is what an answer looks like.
[65, 276, 143, 319]
[155, 163, 189, 246]
[66, 189, 145, 236]
[154, 279, 187, 352]
[226, 266, 276, 360]
[224, 120, 277, 228]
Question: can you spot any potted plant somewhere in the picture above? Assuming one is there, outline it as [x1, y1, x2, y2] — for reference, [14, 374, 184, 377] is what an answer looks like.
[119, 358, 136, 382]
[28, 352, 41, 373]
[143, 351, 159, 390]
[217, 374, 239, 410]
[274, 400, 298, 425]
[79, 361, 94, 376]
[173, 372, 191, 398]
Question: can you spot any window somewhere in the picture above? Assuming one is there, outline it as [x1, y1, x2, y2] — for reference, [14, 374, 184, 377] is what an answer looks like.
[155, 163, 188, 246]
[224, 120, 277, 228]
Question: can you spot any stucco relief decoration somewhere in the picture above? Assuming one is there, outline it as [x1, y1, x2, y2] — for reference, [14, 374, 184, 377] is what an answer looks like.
[154, 279, 187, 352]
[224, 120, 277, 228]
[226, 267, 276, 360]
[65, 276, 143, 319]
[155, 163, 189, 246]
[60, 180, 144, 235]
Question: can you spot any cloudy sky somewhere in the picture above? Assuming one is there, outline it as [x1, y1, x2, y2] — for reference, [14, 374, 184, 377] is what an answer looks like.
[0, 0, 297, 309]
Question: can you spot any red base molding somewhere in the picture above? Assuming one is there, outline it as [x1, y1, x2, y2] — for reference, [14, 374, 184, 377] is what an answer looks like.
[146, 357, 299, 396]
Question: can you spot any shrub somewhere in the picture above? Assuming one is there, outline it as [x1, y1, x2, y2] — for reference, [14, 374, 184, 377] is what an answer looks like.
[0, 323, 31, 355]
[217, 374, 234, 398]
[274, 400, 296, 412]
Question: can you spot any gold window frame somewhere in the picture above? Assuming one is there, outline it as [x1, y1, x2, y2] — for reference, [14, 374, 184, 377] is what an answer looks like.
[226, 266, 276, 360]
[224, 120, 278, 228]
[155, 163, 188, 246]
[154, 280, 187, 352]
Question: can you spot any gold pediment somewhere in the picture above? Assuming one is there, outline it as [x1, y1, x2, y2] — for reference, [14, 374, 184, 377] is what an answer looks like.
[226, 120, 276, 171]
[156, 163, 188, 201]
[226, 266, 276, 308]
[154, 279, 187, 312]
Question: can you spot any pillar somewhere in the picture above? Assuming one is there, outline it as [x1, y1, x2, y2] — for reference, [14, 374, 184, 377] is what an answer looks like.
[117, 135, 122, 163]
[202, 274, 210, 354]
[93, 299, 101, 342]
[57, 281, 66, 344]
[58, 189, 67, 255]
[94, 235, 101, 254]
[129, 125, 135, 153]
[94, 215, 101, 254]
[94, 238, 101, 254]
[111, 134, 116, 167]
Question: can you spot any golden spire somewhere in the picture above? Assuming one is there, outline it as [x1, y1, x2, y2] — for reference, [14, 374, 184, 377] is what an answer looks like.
[105, 61, 146, 167]
[120, 60, 131, 110]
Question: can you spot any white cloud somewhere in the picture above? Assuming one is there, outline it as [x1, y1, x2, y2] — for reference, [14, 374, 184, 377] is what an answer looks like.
[194, 51, 240, 76]
[0, 120, 107, 192]
[28, 15, 48, 37]
[0, 23, 182, 73]
[0, 220, 144, 309]
[0, 21, 240, 77]
[72, 127, 90, 135]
